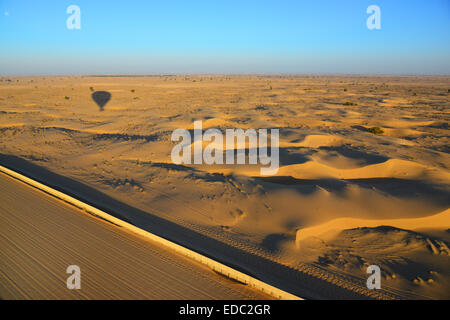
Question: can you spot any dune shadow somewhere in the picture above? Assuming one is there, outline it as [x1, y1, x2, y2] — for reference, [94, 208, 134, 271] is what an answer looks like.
[255, 176, 348, 196]
[141, 161, 229, 183]
[279, 147, 313, 166]
[351, 125, 369, 132]
[255, 175, 450, 207]
[318, 145, 389, 165]
[261, 233, 293, 253]
[320, 226, 447, 283]
[347, 177, 450, 203]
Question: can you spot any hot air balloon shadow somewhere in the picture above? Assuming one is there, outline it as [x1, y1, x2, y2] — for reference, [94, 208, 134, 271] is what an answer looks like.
[92, 91, 111, 111]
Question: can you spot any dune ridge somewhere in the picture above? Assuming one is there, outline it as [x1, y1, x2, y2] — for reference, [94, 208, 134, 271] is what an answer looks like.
[296, 208, 450, 247]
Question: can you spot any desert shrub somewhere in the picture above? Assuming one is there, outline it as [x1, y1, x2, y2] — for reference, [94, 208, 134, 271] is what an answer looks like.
[368, 127, 384, 135]
[343, 101, 357, 106]
[131, 89, 135, 93]
[89, 87, 94, 92]
[64, 96, 70, 100]
[344, 88, 347, 92]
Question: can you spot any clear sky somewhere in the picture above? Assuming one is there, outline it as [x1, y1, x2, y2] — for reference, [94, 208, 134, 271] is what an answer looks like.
[1, 0, 449, 75]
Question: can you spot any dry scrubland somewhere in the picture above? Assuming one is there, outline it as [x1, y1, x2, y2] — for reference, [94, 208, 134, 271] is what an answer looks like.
[0, 75, 449, 299]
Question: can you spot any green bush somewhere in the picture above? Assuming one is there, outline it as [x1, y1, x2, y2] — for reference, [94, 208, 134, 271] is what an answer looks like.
[368, 127, 384, 135]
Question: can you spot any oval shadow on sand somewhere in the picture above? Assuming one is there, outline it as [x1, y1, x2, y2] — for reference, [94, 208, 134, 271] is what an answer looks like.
[92, 91, 111, 111]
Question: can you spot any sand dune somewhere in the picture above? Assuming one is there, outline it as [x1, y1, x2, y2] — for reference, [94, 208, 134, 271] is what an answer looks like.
[276, 158, 449, 181]
[282, 134, 347, 148]
[0, 75, 448, 299]
[296, 209, 450, 246]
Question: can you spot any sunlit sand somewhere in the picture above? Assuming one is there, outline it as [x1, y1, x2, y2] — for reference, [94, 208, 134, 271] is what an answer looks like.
[0, 75, 449, 299]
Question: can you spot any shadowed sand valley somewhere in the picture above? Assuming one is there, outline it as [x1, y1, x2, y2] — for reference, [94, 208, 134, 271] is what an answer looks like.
[0, 75, 449, 299]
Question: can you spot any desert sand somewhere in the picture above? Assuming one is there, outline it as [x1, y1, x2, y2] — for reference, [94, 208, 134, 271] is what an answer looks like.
[0, 75, 449, 299]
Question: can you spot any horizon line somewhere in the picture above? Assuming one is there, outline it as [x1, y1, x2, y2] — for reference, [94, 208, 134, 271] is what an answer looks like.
[2, 73, 450, 77]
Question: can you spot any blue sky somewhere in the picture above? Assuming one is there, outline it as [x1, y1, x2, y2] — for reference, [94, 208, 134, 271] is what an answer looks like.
[0, 0, 449, 75]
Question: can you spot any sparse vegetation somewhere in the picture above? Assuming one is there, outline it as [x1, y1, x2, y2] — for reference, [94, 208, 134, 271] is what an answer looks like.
[64, 96, 70, 100]
[343, 88, 347, 92]
[255, 105, 268, 111]
[343, 101, 357, 106]
[89, 87, 94, 92]
[368, 126, 384, 135]
[131, 89, 135, 93]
